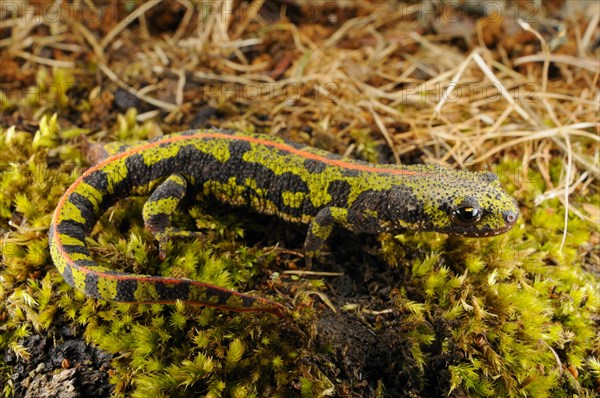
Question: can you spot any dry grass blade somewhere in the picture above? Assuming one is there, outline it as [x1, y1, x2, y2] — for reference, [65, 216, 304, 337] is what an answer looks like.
[99, 0, 163, 50]
[514, 53, 600, 72]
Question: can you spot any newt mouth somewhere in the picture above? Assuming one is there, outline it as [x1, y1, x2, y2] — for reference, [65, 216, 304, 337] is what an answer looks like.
[463, 209, 519, 238]
[469, 223, 515, 237]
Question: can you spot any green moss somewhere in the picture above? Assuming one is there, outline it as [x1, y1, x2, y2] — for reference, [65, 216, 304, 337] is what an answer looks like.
[0, 116, 598, 397]
[349, 128, 381, 163]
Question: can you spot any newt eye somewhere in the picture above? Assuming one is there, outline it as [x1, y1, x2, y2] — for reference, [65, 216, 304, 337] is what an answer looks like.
[451, 206, 482, 226]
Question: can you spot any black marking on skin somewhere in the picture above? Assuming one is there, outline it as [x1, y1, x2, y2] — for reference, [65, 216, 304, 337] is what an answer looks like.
[144, 213, 170, 232]
[84, 273, 100, 298]
[481, 172, 498, 183]
[303, 158, 327, 174]
[83, 170, 109, 193]
[340, 167, 361, 178]
[106, 145, 192, 202]
[285, 140, 307, 150]
[61, 264, 75, 287]
[115, 144, 131, 153]
[385, 185, 426, 225]
[247, 162, 275, 189]
[123, 153, 151, 191]
[344, 189, 393, 233]
[300, 196, 319, 218]
[327, 179, 351, 208]
[61, 245, 92, 256]
[278, 171, 310, 194]
[82, 169, 121, 218]
[74, 259, 98, 267]
[181, 129, 201, 136]
[241, 295, 256, 308]
[155, 280, 191, 301]
[228, 139, 252, 161]
[68, 192, 98, 231]
[148, 149, 185, 181]
[265, 171, 311, 218]
[115, 280, 138, 301]
[458, 196, 478, 209]
[206, 141, 248, 185]
[86, 171, 120, 212]
[352, 189, 377, 211]
[194, 150, 228, 184]
[207, 288, 233, 306]
[57, 219, 89, 241]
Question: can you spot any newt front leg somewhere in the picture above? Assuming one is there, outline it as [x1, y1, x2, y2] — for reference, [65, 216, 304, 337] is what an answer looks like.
[142, 173, 205, 259]
[304, 206, 384, 267]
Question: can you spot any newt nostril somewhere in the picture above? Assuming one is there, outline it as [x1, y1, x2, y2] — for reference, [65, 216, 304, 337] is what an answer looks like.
[503, 210, 518, 225]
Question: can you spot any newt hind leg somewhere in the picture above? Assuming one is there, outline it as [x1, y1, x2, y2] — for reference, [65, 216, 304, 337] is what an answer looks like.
[142, 173, 204, 259]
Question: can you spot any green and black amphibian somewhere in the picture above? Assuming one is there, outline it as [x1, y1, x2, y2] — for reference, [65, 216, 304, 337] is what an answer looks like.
[49, 129, 519, 315]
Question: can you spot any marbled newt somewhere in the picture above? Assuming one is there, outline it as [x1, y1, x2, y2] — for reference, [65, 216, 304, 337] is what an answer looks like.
[49, 129, 519, 316]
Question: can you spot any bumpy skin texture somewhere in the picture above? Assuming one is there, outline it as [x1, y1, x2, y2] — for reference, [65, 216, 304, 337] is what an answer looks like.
[49, 129, 519, 315]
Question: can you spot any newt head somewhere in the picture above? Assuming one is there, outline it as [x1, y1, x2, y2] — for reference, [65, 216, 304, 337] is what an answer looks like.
[382, 167, 519, 238]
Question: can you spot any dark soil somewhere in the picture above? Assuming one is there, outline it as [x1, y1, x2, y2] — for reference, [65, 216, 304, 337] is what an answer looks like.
[5, 331, 113, 398]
